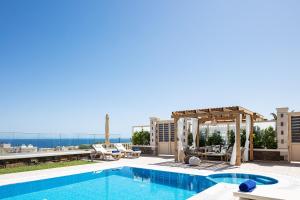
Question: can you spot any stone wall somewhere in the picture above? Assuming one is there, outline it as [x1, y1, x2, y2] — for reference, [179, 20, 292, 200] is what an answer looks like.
[132, 145, 156, 156]
[253, 149, 285, 161]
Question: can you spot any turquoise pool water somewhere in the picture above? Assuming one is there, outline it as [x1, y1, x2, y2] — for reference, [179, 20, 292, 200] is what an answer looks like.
[0, 167, 216, 200]
[208, 173, 278, 185]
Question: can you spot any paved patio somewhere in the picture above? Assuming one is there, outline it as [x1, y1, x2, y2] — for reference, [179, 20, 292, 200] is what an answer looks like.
[0, 156, 299, 200]
[154, 160, 237, 171]
[153, 159, 300, 178]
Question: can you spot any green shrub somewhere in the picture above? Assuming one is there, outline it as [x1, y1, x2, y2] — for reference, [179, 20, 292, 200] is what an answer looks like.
[207, 131, 224, 145]
[262, 126, 277, 149]
[253, 126, 264, 148]
[187, 132, 207, 147]
[132, 130, 150, 145]
[241, 129, 246, 147]
[228, 129, 246, 147]
[228, 130, 235, 147]
[199, 133, 206, 147]
[228, 126, 277, 149]
[78, 144, 92, 149]
[188, 133, 193, 146]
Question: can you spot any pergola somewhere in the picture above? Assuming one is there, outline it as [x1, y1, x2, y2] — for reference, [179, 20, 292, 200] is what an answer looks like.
[171, 106, 265, 166]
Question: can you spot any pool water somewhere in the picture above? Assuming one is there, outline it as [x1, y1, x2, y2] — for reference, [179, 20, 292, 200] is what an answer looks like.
[208, 173, 278, 185]
[0, 167, 216, 200]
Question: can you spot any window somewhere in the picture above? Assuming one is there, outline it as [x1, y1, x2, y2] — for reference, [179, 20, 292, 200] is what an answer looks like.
[281, 122, 284, 126]
[158, 124, 164, 142]
[183, 139, 186, 143]
[281, 131, 284, 135]
[164, 123, 169, 142]
[170, 123, 175, 142]
[152, 133, 153, 136]
[281, 139, 284, 144]
[291, 116, 300, 143]
[281, 114, 284, 118]
[152, 139, 153, 142]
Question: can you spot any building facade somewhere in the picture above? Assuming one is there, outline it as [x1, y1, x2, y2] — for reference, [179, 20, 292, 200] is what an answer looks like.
[276, 108, 290, 160]
[289, 111, 300, 162]
[276, 107, 300, 161]
[150, 117, 190, 155]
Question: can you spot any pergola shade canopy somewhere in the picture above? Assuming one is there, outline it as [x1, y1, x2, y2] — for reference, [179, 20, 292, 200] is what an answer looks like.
[171, 106, 265, 166]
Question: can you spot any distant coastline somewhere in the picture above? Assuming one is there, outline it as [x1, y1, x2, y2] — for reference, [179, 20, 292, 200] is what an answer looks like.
[0, 138, 131, 148]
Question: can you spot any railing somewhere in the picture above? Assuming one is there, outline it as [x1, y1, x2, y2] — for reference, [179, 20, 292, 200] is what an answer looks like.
[104, 143, 132, 150]
[0, 132, 131, 155]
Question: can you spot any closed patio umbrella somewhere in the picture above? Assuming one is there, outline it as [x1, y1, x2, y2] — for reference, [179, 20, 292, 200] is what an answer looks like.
[105, 114, 110, 145]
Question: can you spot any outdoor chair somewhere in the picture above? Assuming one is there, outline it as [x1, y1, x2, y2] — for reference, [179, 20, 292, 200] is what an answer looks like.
[114, 143, 141, 158]
[224, 146, 246, 162]
[91, 144, 121, 161]
[225, 146, 233, 162]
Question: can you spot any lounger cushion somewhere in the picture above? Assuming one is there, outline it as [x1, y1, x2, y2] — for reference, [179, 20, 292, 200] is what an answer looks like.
[132, 147, 140, 151]
[239, 180, 256, 192]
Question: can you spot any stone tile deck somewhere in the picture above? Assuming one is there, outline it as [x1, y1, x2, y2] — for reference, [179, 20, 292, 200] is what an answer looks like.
[154, 160, 237, 171]
[0, 156, 299, 200]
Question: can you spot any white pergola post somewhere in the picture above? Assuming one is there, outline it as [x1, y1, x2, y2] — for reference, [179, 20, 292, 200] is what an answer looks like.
[230, 114, 242, 166]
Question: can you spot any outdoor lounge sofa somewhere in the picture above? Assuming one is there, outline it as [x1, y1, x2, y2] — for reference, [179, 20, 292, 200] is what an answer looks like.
[199, 145, 230, 161]
[114, 143, 141, 158]
[91, 144, 121, 161]
[201, 146, 246, 163]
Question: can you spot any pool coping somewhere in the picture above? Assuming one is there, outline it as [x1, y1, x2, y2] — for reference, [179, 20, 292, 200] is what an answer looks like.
[0, 159, 299, 200]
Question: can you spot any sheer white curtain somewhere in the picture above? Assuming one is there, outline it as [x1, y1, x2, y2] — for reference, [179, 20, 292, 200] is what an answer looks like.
[230, 126, 237, 165]
[191, 118, 198, 148]
[243, 115, 251, 161]
[177, 118, 185, 161]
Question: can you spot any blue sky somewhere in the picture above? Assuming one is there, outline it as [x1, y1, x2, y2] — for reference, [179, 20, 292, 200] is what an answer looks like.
[0, 0, 299, 137]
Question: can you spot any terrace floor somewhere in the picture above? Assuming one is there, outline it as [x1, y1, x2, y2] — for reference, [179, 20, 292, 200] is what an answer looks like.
[154, 159, 300, 178]
[0, 156, 299, 200]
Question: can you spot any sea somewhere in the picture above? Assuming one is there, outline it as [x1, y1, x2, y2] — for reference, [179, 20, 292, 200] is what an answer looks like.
[0, 138, 131, 148]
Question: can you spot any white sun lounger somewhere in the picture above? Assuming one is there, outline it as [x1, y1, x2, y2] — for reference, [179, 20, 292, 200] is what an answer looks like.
[91, 144, 121, 161]
[114, 143, 141, 158]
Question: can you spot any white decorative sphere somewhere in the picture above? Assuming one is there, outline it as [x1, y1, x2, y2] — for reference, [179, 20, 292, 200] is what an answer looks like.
[189, 156, 201, 166]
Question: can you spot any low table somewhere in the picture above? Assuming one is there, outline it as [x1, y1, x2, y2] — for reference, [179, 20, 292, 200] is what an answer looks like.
[201, 152, 227, 161]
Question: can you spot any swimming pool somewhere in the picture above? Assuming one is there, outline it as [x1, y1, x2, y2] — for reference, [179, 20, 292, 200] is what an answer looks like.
[0, 167, 216, 200]
[208, 173, 278, 185]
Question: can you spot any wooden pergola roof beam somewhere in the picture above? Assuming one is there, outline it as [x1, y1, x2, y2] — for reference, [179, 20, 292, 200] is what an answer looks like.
[171, 106, 265, 122]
